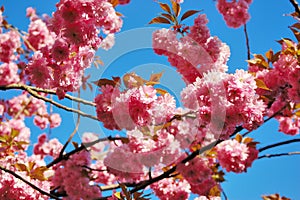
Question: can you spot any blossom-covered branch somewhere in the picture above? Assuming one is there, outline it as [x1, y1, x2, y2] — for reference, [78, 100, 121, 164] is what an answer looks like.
[0, 166, 60, 199]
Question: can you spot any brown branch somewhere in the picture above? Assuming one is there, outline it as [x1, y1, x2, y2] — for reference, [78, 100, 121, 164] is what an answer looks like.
[0, 166, 60, 199]
[0, 84, 96, 106]
[258, 151, 300, 159]
[259, 138, 300, 152]
[129, 139, 222, 194]
[289, 0, 300, 16]
[0, 84, 98, 121]
[46, 136, 127, 168]
[244, 24, 251, 60]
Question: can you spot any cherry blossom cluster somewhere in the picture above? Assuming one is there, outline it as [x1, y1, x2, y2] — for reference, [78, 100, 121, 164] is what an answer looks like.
[51, 150, 102, 199]
[33, 133, 63, 158]
[24, 0, 123, 98]
[153, 14, 230, 84]
[180, 69, 265, 139]
[249, 40, 300, 135]
[0, 154, 51, 200]
[1, 93, 61, 129]
[177, 157, 219, 196]
[151, 177, 191, 200]
[216, 0, 252, 28]
[95, 84, 176, 130]
[216, 139, 258, 173]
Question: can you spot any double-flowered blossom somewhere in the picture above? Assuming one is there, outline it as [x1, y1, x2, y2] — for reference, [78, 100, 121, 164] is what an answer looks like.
[95, 84, 176, 130]
[181, 69, 265, 139]
[216, 139, 258, 173]
[249, 41, 300, 135]
[153, 14, 230, 84]
[0, 30, 21, 63]
[216, 0, 252, 28]
[151, 178, 191, 200]
[0, 62, 20, 85]
[177, 157, 218, 196]
[33, 133, 63, 158]
[51, 150, 102, 199]
[6, 93, 61, 129]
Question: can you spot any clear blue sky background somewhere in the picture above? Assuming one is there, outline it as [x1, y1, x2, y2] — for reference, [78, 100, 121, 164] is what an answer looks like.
[1, 0, 300, 199]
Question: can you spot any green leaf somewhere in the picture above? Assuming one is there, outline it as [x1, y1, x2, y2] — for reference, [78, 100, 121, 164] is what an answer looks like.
[180, 10, 201, 21]
[149, 71, 164, 82]
[149, 16, 171, 24]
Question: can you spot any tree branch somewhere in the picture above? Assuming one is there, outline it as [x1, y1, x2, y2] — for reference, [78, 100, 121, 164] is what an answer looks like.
[258, 151, 300, 159]
[0, 84, 96, 106]
[0, 166, 60, 199]
[259, 138, 300, 152]
[244, 24, 251, 60]
[289, 0, 300, 16]
[0, 84, 98, 121]
[46, 136, 127, 168]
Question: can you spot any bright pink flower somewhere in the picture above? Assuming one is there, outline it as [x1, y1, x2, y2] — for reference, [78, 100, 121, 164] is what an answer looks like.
[217, 0, 252, 28]
[216, 139, 258, 173]
[49, 113, 62, 128]
[0, 62, 20, 85]
[51, 38, 69, 62]
[0, 30, 21, 63]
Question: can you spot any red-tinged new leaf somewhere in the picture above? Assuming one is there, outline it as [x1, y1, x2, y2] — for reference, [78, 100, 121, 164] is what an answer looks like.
[149, 16, 171, 24]
[1, 6, 4, 12]
[156, 88, 168, 95]
[180, 10, 201, 21]
[87, 83, 93, 91]
[242, 137, 253, 144]
[92, 78, 119, 87]
[109, 0, 119, 7]
[72, 141, 79, 149]
[255, 78, 272, 91]
[123, 73, 147, 88]
[161, 13, 175, 23]
[171, 0, 181, 17]
[295, 110, 300, 117]
[30, 166, 49, 181]
[235, 133, 242, 143]
[265, 49, 273, 62]
[149, 71, 164, 82]
[14, 163, 28, 172]
[159, 2, 171, 14]
[290, 22, 300, 30]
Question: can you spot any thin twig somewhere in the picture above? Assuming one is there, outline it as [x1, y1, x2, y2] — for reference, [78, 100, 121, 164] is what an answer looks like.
[258, 151, 300, 159]
[0, 166, 60, 199]
[244, 24, 251, 60]
[46, 136, 127, 168]
[0, 84, 96, 106]
[258, 138, 300, 152]
[0, 84, 98, 121]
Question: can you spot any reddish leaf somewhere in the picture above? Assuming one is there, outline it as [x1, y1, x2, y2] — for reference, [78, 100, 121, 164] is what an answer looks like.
[93, 78, 120, 87]
[180, 10, 201, 21]
[15, 163, 28, 172]
[235, 133, 242, 143]
[1, 6, 4, 13]
[109, 0, 119, 7]
[123, 73, 146, 88]
[156, 88, 168, 95]
[255, 78, 271, 91]
[149, 16, 171, 24]
[171, 0, 181, 17]
[265, 49, 273, 62]
[159, 2, 171, 13]
[149, 71, 164, 82]
[161, 13, 175, 23]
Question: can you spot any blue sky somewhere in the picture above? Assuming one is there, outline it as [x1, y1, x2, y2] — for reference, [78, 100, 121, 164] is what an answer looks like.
[1, 0, 300, 199]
